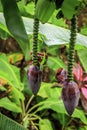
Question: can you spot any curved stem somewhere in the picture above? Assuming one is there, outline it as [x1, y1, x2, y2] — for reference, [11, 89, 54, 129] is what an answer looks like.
[67, 15, 77, 81]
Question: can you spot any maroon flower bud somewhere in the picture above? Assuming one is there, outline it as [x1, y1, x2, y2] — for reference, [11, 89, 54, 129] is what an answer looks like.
[55, 68, 67, 84]
[27, 65, 42, 95]
[62, 81, 80, 115]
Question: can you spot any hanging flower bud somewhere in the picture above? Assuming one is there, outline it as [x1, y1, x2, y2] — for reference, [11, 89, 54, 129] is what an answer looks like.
[55, 68, 67, 84]
[27, 65, 42, 95]
[62, 81, 80, 115]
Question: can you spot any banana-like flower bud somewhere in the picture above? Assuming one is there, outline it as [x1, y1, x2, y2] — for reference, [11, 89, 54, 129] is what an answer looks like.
[27, 65, 42, 95]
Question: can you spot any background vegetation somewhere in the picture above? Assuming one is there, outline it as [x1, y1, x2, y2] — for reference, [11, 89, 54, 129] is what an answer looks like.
[0, 0, 87, 130]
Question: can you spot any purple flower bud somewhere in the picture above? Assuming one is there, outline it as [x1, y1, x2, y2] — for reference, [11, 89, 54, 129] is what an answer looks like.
[62, 81, 80, 115]
[27, 65, 42, 95]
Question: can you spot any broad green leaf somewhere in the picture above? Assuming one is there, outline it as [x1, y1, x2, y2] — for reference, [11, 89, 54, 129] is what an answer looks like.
[23, 17, 87, 47]
[0, 54, 22, 90]
[39, 119, 53, 130]
[62, 0, 80, 19]
[1, 13, 87, 48]
[0, 97, 22, 113]
[1, 0, 29, 60]
[37, 98, 87, 124]
[77, 49, 87, 72]
[37, 98, 67, 114]
[0, 113, 27, 130]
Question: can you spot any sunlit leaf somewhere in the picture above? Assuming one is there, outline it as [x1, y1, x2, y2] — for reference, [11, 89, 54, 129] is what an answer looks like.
[38, 82, 52, 98]
[62, 0, 80, 19]
[0, 97, 22, 113]
[39, 119, 53, 130]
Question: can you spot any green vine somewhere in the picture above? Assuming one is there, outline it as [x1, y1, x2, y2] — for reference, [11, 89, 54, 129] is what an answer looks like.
[67, 15, 77, 81]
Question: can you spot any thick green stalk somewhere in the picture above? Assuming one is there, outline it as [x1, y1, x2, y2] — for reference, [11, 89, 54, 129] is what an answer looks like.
[32, 15, 39, 66]
[67, 16, 77, 81]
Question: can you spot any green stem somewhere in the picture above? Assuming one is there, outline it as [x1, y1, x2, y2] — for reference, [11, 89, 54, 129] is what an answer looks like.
[27, 104, 39, 114]
[67, 15, 77, 81]
[32, 16, 39, 66]
[25, 95, 35, 112]
[31, 121, 39, 130]
[21, 100, 26, 118]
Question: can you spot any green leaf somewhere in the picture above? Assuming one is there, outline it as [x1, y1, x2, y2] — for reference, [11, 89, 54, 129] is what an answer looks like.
[7, 53, 24, 64]
[37, 87, 87, 124]
[9, 86, 24, 105]
[0, 97, 22, 113]
[0, 113, 26, 130]
[37, 88, 67, 114]
[0, 54, 22, 90]
[0, 27, 8, 39]
[39, 119, 53, 130]
[47, 56, 66, 71]
[1, 0, 29, 60]
[62, 0, 80, 19]
[72, 109, 87, 125]
[1, 13, 87, 48]
[78, 126, 87, 130]
[52, 113, 69, 126]
[38, 82, 52, 98]
[23, 17, 87, 47]
[77, 49, 87, 72]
